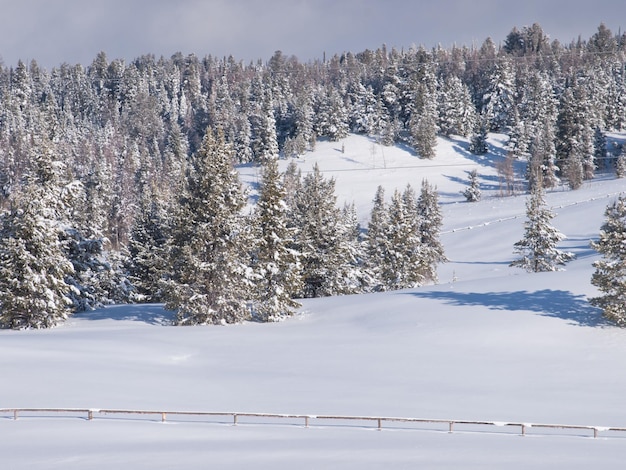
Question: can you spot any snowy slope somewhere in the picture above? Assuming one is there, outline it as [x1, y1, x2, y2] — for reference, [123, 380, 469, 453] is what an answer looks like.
[2, 134, 626, 469]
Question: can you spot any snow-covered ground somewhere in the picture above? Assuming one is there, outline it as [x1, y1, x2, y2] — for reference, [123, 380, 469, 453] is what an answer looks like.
[3, 134, 626, 469]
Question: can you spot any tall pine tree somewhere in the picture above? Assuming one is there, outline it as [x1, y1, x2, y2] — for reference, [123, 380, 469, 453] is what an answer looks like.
[162, 128, 252, 325]
[0, 146, 75, 329]
[590, 196, 626, 325]
[251, 154, 302, 321]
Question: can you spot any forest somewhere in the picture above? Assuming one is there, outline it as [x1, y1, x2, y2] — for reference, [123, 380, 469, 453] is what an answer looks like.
[1, 22, 625, 328]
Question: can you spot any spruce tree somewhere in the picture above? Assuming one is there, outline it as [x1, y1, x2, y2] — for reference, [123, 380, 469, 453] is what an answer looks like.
[162, 128, 252, 325]
[616, 147, 626, 178]
[366, 186, 391, 291]
[416, 179, 447, 283]
[409, 69, 438, 159]
[252, 155, 302, 321]
[0, 148, 74, 329]
[590, 196, 626, 325]
[510, 184, 574, 272]
[469, 118, 489, 155]
[291, 163, 346, 298]
[126, 187, 170, 302]
[462, 169, 482, 202]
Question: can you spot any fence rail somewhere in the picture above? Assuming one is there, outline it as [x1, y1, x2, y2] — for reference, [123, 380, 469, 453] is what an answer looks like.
[2, 408, 626, 439]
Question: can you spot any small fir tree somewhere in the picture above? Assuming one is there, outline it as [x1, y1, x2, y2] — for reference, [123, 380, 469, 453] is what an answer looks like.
[510, 183, 574, 272]
[462, 169, 482, 202]
[590, 196, 626, 325]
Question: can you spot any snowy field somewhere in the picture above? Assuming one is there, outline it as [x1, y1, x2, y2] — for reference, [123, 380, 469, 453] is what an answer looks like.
[2, 134, 626, 469]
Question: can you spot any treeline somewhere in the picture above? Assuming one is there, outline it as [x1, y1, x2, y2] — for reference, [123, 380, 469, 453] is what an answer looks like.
[0, 22, 625, 327]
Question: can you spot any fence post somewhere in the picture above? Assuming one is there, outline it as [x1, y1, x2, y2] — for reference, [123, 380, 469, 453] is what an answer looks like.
[233, 414, 238, 426]
[521, 424, 526, 436]
[377, 418, 382, 431]
[304, 416, 309, 428]
[448, 421, 454, 433]
[161, 412, 166, 423]
[594, 428, 598, 439]
[88, 410, 93, 421]
[13, 410, 18, 421]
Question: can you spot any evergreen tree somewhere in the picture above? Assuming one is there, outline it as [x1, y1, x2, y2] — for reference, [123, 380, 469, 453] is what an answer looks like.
[510, 183, 574, 272]
[590, 195, 626, 325]
[482, 58, 516, 132]
[126, 187, 170, 302]
[251, 155, 302, 321]
[313, 86, 349, 141]
[416, 179, 447, 283]
[469, 117, 489, 155]
[365, 185, 391, 291]
[462, 169, 482, 202]
[409, 64, 438, 159]
[556, 84, 595, 189]
[291, 164, 347, 298]
[162, 128, 252, 325]
[382, 187, 424, 289]
[438, 75, 477, 137]
[336, 202, 371, 293]
[616, 146, 626, 178]
[0, 148, 74, 329]
[593, 127, 608, 171]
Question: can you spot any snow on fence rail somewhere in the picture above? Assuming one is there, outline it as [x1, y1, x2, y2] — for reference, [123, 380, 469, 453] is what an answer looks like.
[2, 408, 626, 439]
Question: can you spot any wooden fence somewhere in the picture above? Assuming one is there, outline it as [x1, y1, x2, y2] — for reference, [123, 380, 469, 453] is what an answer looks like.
[2, 408, 626, 439]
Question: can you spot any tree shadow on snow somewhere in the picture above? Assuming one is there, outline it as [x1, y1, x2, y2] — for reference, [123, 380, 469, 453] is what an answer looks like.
[409, 289, 607, 328]
[73, 304, 174, 325]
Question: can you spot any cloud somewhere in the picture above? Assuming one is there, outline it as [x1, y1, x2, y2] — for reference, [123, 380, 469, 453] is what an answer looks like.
[0, 0, 624, 68]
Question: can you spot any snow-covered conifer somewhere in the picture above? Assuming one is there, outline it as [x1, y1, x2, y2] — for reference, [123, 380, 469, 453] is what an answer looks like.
[590, 195, 626, 325]
[510, 183, 574, 272]
[0, 147, 74, 329]
[291, 163, 347, 298]
[416, 179, 447, 283]
[162, 128, 252, 325]
[366, 186, 391, 291]
[462, 169, 482, 202]
[126, 187, 170, 302]
[251, 154, 302, 321]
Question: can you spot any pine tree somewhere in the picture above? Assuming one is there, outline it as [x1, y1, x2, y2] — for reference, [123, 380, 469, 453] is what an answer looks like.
[469, 117, 489, 155]
[590, 195, 626, 325]
[462, 169, 482, 202]
[291, 164, 346, 298]
[416, 179, 447, 283]
[409, 65, 438, 159]
[556, 84, 595, 189]
[382, 187, 424, 290]
[162, 128, 252, 325]
[251, 155, 302, 321]
[510, 184, 574, 272]
[0, 148, 74, 329]
[616, 146, 626, 178]
[365, 186, 391, 291]
[438, 75, 477, 137]
[126, 187, 170, 302]
[482, 58, 516, 132]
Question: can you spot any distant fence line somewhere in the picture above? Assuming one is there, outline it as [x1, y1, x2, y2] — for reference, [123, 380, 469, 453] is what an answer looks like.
[2, 408, 626, 439]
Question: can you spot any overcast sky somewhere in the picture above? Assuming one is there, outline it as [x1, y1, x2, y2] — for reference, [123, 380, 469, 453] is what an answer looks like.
[1, 0, 625, 69]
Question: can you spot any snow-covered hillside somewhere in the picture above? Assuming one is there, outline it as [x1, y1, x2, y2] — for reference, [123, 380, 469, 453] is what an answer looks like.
[2, 134, 626, 469]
